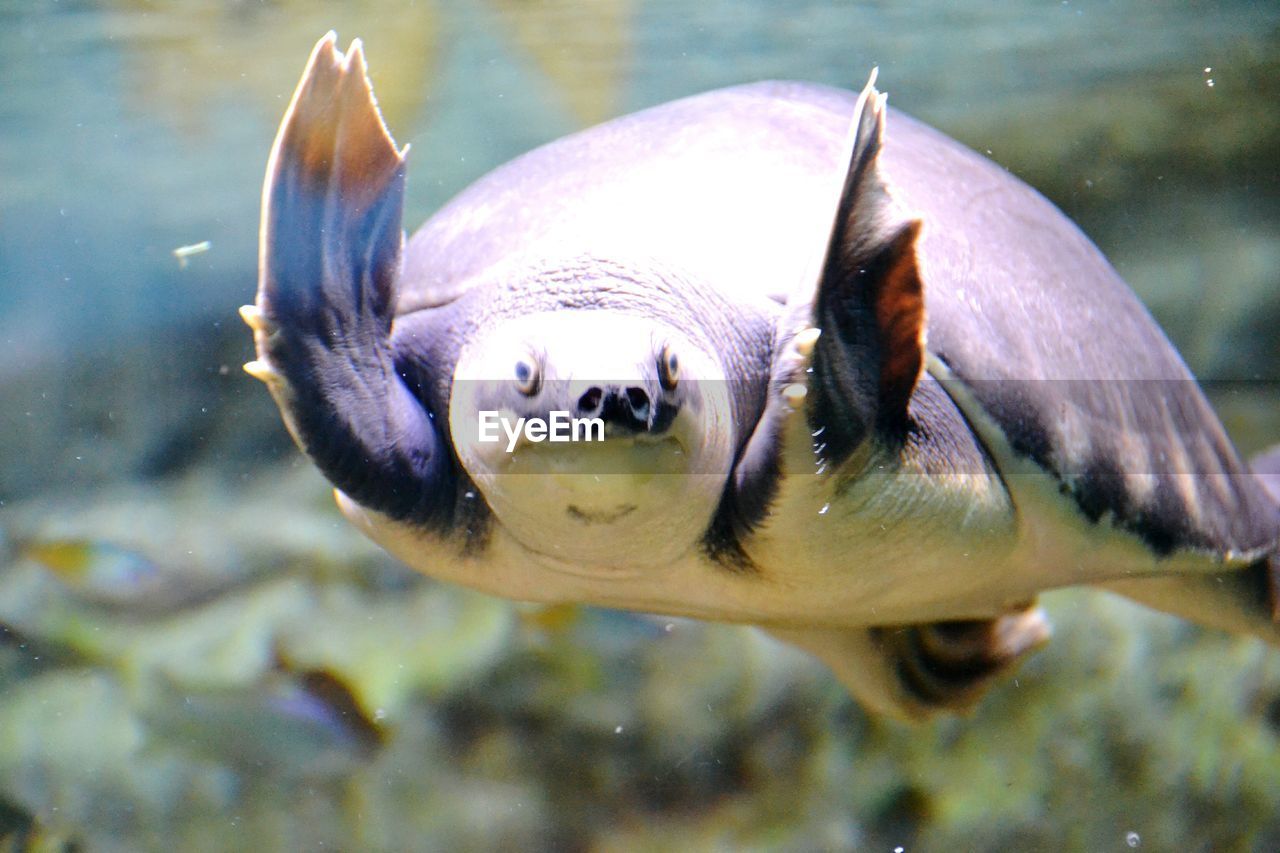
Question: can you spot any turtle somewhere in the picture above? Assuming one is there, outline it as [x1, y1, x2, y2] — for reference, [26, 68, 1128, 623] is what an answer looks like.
[242, 33, 1280, 720]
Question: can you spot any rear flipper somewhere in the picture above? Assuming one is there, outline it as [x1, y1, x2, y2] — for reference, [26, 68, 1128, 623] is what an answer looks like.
[1251, 442, 1280, 505]
[242, 33, 450, 526]
[1103, 444, 1280, 639]
[767, 605, 1050, 721]
[1255, 444, 1280, 619]
[1101, 565, 1279, 643]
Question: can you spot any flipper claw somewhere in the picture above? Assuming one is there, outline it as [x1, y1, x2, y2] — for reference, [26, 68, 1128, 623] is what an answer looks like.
[781, 383, 808, 409]
[238, 304, 276, 335]
[243, 359, 278, 384]
[792, 326, 821, 358]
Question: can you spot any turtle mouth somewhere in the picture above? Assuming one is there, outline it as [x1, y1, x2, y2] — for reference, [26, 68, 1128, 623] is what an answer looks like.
[565, 503, 638, 525]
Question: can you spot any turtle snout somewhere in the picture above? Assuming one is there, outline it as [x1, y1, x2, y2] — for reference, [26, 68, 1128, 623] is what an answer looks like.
[577, 385, 651, 434]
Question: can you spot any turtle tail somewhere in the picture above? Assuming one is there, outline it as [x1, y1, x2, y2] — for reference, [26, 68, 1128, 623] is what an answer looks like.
[242, 33, 449, 526]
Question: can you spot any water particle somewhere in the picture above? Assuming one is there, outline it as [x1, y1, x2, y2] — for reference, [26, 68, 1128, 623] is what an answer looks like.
[614, 725, 623, 734]
[1126, 831, 1141, 848]
[818, 503, 830, 516]
[173, 240, 211, 268]
[373, 708, 387, 722]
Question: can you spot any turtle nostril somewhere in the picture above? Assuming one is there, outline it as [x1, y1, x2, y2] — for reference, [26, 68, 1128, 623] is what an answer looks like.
[625, 386, 650, 418]
[578, 387, 604, 414]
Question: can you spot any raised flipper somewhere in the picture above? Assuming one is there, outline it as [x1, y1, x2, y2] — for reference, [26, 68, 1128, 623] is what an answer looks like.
[243, 33, 451, 526]
[722, 71, 926, 540]
[716, 71, 916, 550]
[730, 75, 1038, 718]
[768, 605, 1050, 721]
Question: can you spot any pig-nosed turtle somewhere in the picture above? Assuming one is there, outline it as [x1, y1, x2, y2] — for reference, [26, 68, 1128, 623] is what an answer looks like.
[242, 33, 1280, 719]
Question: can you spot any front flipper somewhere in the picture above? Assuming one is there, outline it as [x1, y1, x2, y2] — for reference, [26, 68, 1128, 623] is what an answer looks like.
[243, 33, 450, 526]
[768, 606, 1050, 721]
[723, 71, 927, 545]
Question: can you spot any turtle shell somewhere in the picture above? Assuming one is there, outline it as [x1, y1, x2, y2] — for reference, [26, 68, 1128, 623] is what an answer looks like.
[391, 81, 1278, 561]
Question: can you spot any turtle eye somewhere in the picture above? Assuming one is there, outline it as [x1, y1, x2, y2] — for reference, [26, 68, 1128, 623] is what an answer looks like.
[514, 356, 541, 396]
[658, 344, 679, 392]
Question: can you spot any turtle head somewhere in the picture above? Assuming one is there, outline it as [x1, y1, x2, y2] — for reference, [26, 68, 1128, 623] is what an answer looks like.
[448, 309, 735, 569]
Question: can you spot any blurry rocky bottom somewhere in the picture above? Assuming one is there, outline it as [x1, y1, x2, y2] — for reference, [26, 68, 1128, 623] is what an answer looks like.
[1, 462, 1279, 850]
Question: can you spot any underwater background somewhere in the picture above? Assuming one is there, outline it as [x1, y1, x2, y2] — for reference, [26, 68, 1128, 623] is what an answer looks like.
[1, 0, 1278, 849]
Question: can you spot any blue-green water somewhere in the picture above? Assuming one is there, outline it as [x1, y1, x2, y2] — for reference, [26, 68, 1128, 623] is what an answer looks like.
[1, 1, 1278, 849]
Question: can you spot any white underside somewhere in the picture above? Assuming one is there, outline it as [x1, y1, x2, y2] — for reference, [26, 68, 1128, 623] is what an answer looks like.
[337, 356, 1243, 632]
[337, 437, 1231, 636]
[334, 358, 1256, 720]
